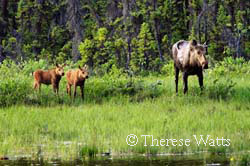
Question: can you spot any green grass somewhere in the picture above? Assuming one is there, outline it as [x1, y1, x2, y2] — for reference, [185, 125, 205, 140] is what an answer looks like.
[0, 71, 250, 161]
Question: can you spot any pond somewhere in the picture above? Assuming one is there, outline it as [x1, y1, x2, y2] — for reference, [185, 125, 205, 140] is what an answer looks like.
[0, 154, 231, 166]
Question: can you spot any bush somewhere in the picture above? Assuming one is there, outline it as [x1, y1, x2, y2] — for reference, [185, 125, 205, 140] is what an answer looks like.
[21, 59, 50, 76]
[0, 60, 32, 106]
[210, 57, 250, 76]
[0, 76, 31, 106]
[0, 57, 250, 106]
[161, 61, 174, 76]
[206, 78, 236, 100]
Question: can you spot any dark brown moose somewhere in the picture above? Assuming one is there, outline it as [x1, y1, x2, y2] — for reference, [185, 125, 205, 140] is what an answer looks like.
[172, 39, 208, 94]
[33, 64, 66, 94]
[66, 65, 89, 100]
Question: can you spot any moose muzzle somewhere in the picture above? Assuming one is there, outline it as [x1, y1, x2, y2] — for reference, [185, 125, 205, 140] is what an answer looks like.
[202, 61, 208, 69]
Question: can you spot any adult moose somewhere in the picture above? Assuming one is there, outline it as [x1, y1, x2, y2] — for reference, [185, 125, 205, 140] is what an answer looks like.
[33, 64, 66, 94]
[172, 39, 208, 94]
[66, 65, 89, 100]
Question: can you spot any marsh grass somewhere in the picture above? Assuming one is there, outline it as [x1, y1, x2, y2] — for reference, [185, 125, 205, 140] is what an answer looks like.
[1, 60, 250, 162]
[1, 79, 250, 161]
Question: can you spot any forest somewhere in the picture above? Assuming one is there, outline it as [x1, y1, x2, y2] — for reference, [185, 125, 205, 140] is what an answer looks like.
[1, 0, 250, 165]
[1, 0, 250, 73]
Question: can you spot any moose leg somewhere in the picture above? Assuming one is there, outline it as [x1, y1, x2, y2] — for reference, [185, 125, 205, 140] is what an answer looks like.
[67, 84, 71, 96]
[80, 85, 84, 100]
[52, 83, 57, 94]
[56, 84, 59, 95]
[175, 66, 179, 94]
[34, 81, 40, 91]
[38, 84, 41, 92]
[183, 72, 188, 94]
[33, 82, 37, 90]
[73, 85, 77, 98]
[197, 72, 204, 91]
[34, 82, 41, 92]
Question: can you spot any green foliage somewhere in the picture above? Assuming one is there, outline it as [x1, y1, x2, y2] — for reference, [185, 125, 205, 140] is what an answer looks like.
[207, 78, 236, 100]
[21, 59, 50, 75]
[79, 27, 123, 69]
[1, 0, 250, 71]
[78, 38, 95, 64]
[94, 27, 108, 43]
[0, 59, 165, 107]
[131, 22, 158, 73]
[210, 57, 250, 75]
[0, 60, 32, 106]
[239, 154, 250, 165]
[1, 0, 250, 162]
[161, 60, 174, 76]
[0, 57, 249, 107]
[80, 145, 98, 158]
[8, 37, 17, 43]
[56, 52, 67, 64]
[40, 48, 52, 62]
[0, 58, 250, 160]
[245, 42, 250, 55]
[217, 5, 231, 27]
[22, 44, 33, 59]
[1, 86, 250, 160]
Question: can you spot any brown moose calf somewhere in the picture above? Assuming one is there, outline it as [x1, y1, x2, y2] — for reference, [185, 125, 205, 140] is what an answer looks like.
[66, 65, 89, 99]
[172, 39, 208, 94]
[33, 64, 65, 94]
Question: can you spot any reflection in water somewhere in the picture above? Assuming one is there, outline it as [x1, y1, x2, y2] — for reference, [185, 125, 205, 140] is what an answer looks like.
[0, 154, 231, 166]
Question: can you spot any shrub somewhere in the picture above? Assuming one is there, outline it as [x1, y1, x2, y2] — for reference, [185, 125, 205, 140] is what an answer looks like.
[161, 61, 174, 76]
[0, 75, 31, 106]
[209, 57, 250, 76]
[0, 60, 32, 106]
[21, 59, 50, 76]
[206, 78, 236, 100]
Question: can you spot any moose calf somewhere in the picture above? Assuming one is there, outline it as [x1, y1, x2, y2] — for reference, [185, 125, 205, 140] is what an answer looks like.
[33, 64, 65, 94]
[172, 39, 208, 94]
[66, 65, 89, 99]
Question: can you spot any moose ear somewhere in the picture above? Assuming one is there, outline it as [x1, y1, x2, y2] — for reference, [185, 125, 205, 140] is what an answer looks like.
[203, 40, 209, 48]
[84, 64, 88, 70]
[190, 39, 197, 46]
[56, 63, 59, 67]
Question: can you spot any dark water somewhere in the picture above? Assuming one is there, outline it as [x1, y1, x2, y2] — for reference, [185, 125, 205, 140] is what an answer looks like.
[0, 154, 231, 166]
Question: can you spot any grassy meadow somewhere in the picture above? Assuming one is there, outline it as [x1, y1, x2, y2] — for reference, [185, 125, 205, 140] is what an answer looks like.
[0, 58, 250, 163]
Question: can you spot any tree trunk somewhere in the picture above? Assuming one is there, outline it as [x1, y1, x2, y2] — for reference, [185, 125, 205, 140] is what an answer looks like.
[184, 0, 189, 30]
[126, 38, 131, 69]
[2, 0, 8, 21]
[227, 1, 235, 32]
[0, 45, 5, 63]
[152, 0, 164, 61]
[122, 0, 132, 69]
[197, 0, 208, 42]
[67, 0, 83, 62]
[1, 0, 8, 37]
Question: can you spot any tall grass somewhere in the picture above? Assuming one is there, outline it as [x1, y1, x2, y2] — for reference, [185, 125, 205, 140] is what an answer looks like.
[0, 58, 250, 162]
[0, 95, 250, 161]
[1, 58, 250, 106]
